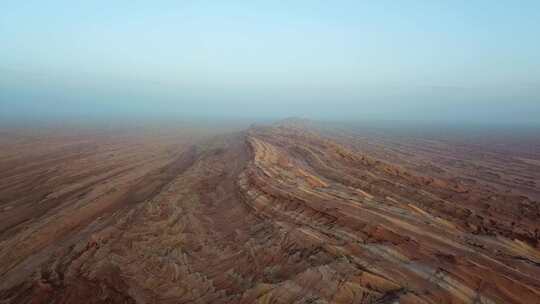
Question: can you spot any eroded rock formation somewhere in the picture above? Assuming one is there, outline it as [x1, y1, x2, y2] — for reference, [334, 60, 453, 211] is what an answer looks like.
[1, 123, 539, 303]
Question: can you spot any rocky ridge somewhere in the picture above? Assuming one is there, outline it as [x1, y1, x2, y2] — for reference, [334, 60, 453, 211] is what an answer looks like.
[1, 122, 539, 303]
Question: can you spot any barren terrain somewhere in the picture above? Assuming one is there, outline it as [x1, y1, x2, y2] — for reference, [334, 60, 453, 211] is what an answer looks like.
[1, 120, 539, 303]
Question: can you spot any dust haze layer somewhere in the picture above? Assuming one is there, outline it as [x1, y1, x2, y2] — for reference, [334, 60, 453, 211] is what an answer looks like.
[1, 120, 539, 304]
[2, 1, 540, 125]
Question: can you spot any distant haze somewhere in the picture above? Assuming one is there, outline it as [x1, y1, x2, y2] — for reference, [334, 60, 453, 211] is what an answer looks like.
[1, 1, 539, 124]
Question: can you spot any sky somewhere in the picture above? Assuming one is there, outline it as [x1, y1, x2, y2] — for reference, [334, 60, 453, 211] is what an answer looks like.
[1, 1, 539, 124]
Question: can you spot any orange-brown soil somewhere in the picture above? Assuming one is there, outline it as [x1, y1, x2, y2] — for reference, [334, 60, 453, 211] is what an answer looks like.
[1, 121, 539, 303]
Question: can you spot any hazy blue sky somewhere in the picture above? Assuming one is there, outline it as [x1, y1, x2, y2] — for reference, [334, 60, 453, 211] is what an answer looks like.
[1, 1, 539, 124]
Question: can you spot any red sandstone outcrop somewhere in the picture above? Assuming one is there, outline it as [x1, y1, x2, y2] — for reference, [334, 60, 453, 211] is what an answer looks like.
[1, 123, 539, 303]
